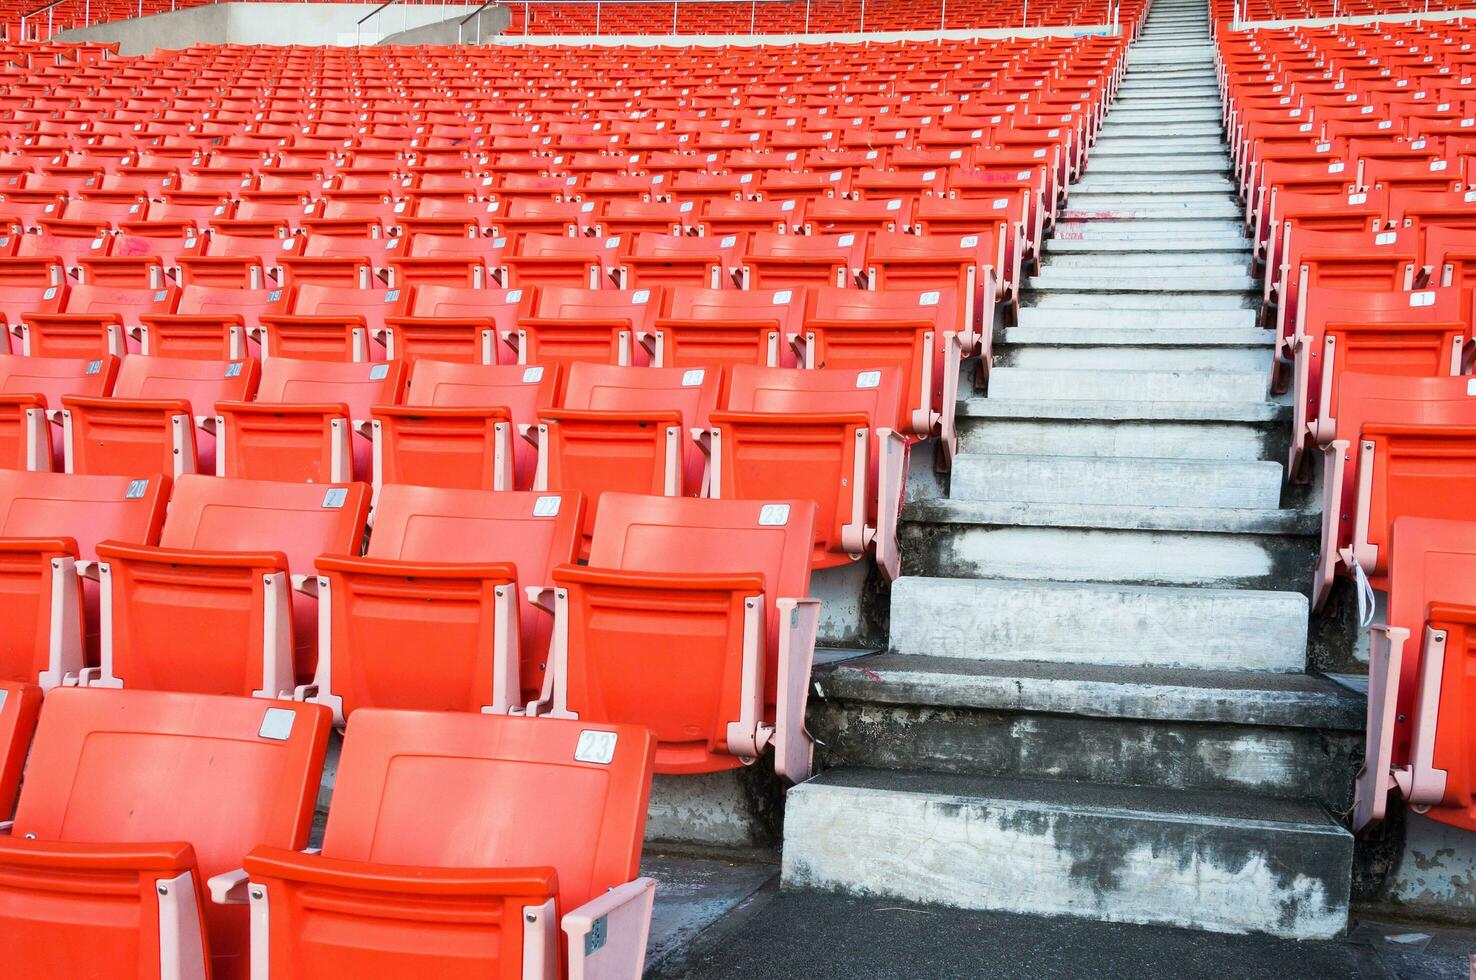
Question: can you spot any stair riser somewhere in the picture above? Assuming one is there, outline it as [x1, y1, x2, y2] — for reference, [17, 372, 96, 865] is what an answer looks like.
[1016, 307, 1257, 329]
[889, 577, 1306, 670]
[1026, 292, 1254, 311]
[999, 345, 1273, 372]
[782, 781, 1353, 939]
[951, 454, 1283, 510]
[989, 367, 1268, 402]
[809, 705, 1356, 809]
[1044, 250, 1248, 268]
[900, 522, 1317, 594]
[958, 417, 1285, 463]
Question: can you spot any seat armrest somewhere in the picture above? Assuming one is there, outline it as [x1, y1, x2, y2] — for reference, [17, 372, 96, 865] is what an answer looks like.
[242, 845, 557, 897]
[562, 877, 657, 980]
[208, 867, 250, 905]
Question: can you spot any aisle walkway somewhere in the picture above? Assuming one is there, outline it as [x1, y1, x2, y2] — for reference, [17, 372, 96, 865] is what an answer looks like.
[780, 0, 1365, 940]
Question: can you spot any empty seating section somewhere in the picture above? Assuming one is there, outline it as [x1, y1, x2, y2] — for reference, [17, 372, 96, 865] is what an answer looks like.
[1218, 19, 1476, 836]
[0, 29, 1145, 978]
[1210, 0, 1469, 23]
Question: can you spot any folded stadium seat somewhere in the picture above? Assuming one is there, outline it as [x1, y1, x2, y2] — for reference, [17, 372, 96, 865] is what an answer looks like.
[620, 231, 745, 289]
[237, 710, 655, 979]
[15, 223, 116, 270]
[0, 680, 40, 816]
[309, 486, 583, 719]
[1290, 286, 1469, 478]
[191, 228, 304, 284]
[1270, 228, 1420, 376]
[668, 170, 757, 205]
[1357, 516, 1476, 833]
[1365, 157, 1465, 196]
[0, 191, 64, 230]
[1396, 190, 1476, 252]
[0, 279, 65, 352]
[277, 236, 391, 289]
[909, 195, 1026, 303]
[378, 282, 528, 363]
[739, 230, 867, 289]
[803, 196, 912, 236]
[17, 282, 179, 358]
[0, 687, 329, 980]
[710, 364, 907, 579]
[849, 167, 948, 200]
[515, 284, 658, 376]
[137, 283, 287, 359]
[651, 284, 806, 370]
[699, 197, 801, 236]
[802, 284, 964, 462]
[756, 168, 852, 203]
[1311, 372, 1476, 611]
[61, 354, 259, 477]
[90, 474, 371, 697]
[536, 362, 718, 549]
[1426, 226, 1476, 290]
[0, 257, 65, 288]
[490, 197, 599, 238]
[372, 360, 558, 493]
[597, 198, 697, 237]
[866, 231, 1004, 355]
[388, 233, 508, 288]
[0, 353, 120, 470]
[500, 231, 623, 289]
[259, 284, 410, 362]
[0, 469, 168, 688]
[1263, 187, 1389, 287]
[216, 357, 406, 484]
[544, 491, 818, 781]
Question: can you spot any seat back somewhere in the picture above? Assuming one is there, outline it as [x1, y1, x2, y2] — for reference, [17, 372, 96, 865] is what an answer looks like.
[320, 487, 582, 713]
[654, 285, 804, 370]
[240, 710, 651, 978]
[541, 363, 719, 547]
[1357, 423, 1476, 583]
[220, 358, 406, 483]
[0, 353, 119, 469]
[0, 682, 41, 817]
[387, 284, 531, 363]
[519, 285, 657, 373]
[6, 688, 328, 980]
[717, 364, 905, 569]
[100, 475, 369, 695]
[63, 355, 258, 477]
[554, 493, 815, 773]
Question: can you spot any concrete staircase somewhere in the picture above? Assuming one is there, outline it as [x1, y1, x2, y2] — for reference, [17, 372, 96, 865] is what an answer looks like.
[781, 0, 1364, 939]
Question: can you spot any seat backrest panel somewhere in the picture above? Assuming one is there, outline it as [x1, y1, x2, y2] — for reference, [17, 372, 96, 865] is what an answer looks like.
[0, 469, 169, 557]
[321, 710, 654, 911]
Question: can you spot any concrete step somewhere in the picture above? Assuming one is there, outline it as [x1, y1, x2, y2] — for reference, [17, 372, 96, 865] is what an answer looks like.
[1071, 177, 1236, 195]
[1002, 324, 1269, 346]
[1052, 218, 1246, 239]
[1084, 156, 1229, 175]
[1107, 110, 1221, 124]
[999, 340, 1273, 373]
[989, 366, 1268, 402]
[950, 453, 1284, 509]
[1043, 248, 1248, 267]
[1113, 97, 1222, 111]
[1091, 138, 1228, 155]
[888, 577, 1308, 670]
[809, 656, 1359, 806]
[781, 769, 1352, 938]
[900, 497, 1314, 591]
[1100, 121, 1224, 138]
[1014, 306, 1258, 329]
[1029, 270, 1257, 293]
[1061, 202, 1242, 221]
[1027, 291, 1253, 311]
[957, 400, 1287, 462]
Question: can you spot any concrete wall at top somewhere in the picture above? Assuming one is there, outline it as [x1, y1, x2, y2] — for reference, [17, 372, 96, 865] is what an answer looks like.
[378, 3, 508, 43]
[54, 2, 483, 53]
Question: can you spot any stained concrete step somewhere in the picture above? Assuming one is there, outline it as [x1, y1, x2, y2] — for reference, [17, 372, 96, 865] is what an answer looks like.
[900, 497, 1314, 591]
[808, 656, 1359, 804]
[781, 769, 1352, 939]
[1027, 292, 1253, 311]
[957, 410, 1285, 462]
[999, 340, 1272, 373]
[1061, 202, 1242, 221]
[888, 577, 1307, 670]
[950, 453, 1284, 509]
[1084, 156, 1229, 175]
[1029, 270, 1257, 293]
[1051, 217, 1245, 238]
[1071, 177, 1236, 194]
[1043, 248, 1248, 267]
[1014, 305, 1258, 329]
[989, 366, 1267, 402]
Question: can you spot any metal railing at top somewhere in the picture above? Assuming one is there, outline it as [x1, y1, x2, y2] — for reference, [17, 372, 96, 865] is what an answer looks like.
[458, 0, 498, 41]
[497, 0, 1123, 36]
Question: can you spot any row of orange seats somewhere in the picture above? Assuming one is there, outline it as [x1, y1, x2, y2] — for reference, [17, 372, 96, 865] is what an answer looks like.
[0, 683, 658, 978]
[1220, 22, 1476, 839]
[1210, 0, 1470, 24]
